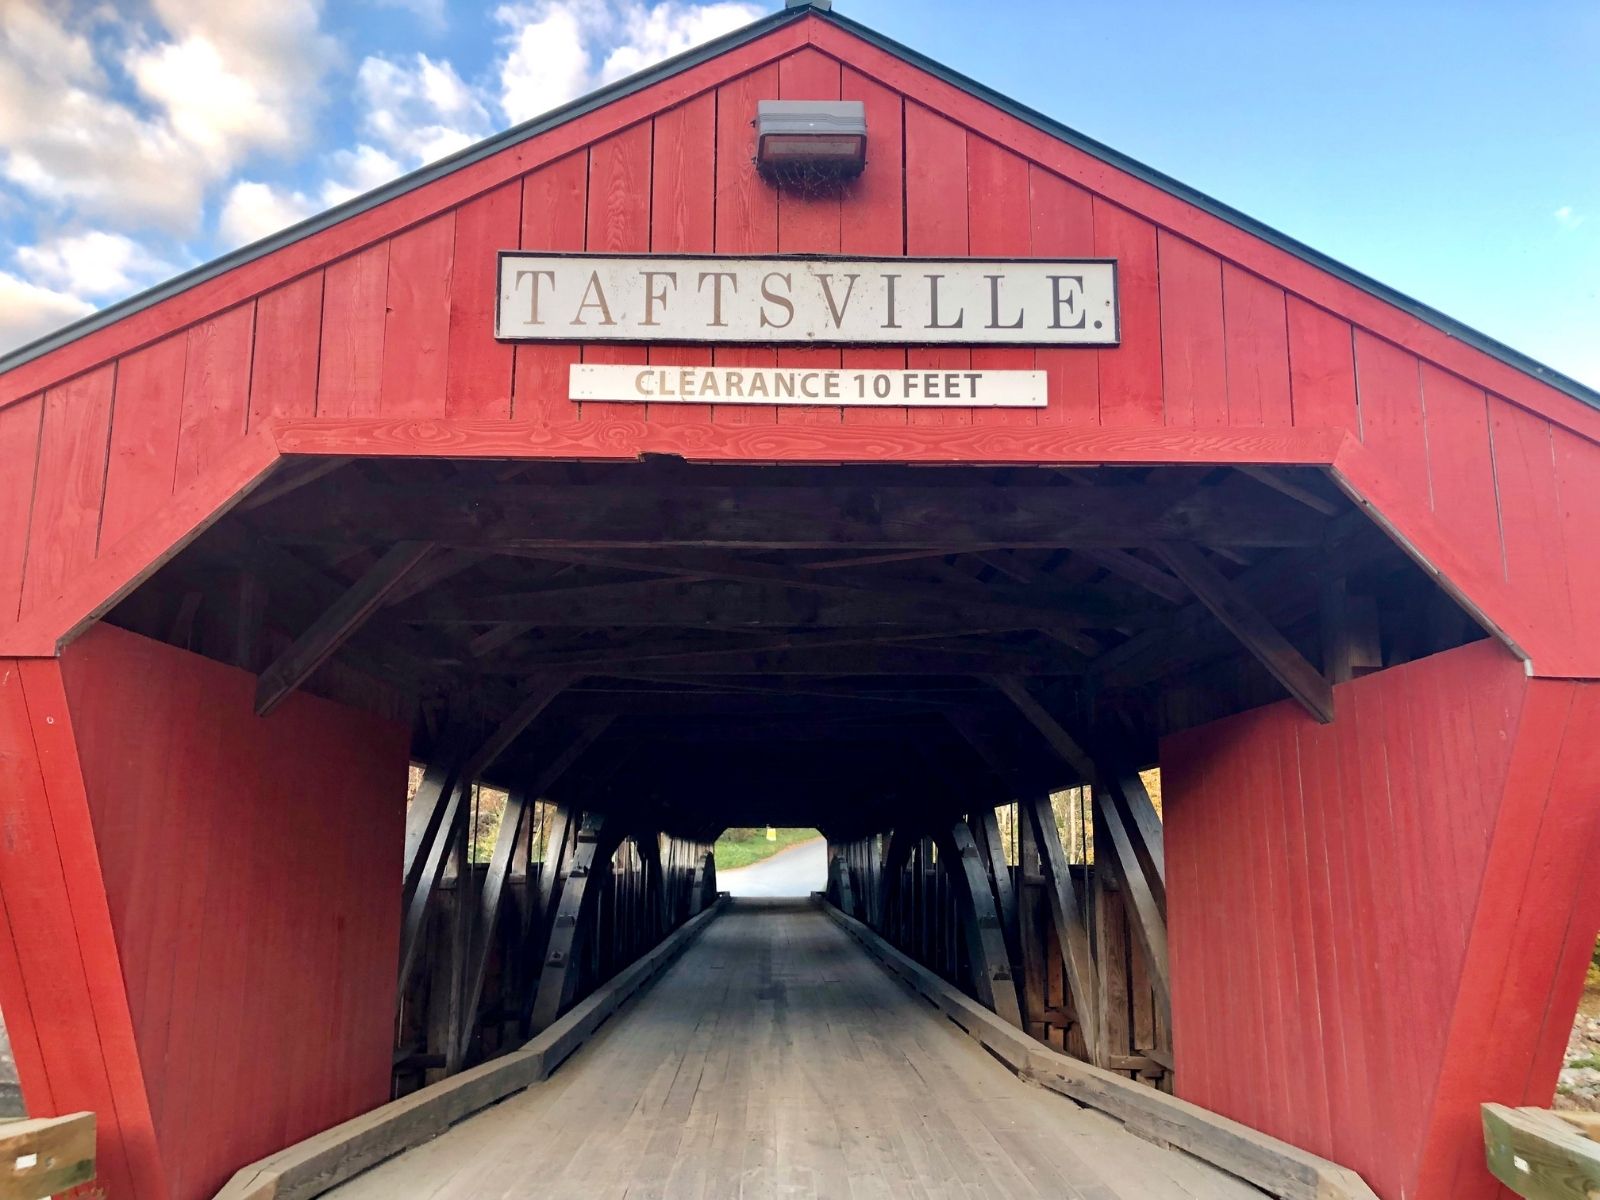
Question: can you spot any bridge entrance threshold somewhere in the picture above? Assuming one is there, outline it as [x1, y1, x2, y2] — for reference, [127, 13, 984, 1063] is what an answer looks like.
[329, 899, 1261, 1199]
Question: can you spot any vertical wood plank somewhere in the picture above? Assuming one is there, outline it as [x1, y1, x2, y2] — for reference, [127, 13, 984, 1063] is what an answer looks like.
[316, 243, 389, 417]
[21, 366, 114, 616]
[1551, 425, 1600, 643]
[1418, 364, 1501, 570]
[905, 101, 970, 427]
[1267, 714, 1329, 1149]
[582, 123, 652, 422]
[1092, 200, 1162, 426]
[1286, 296, 1358, 430]
[776, 48, 844, 427]
[1354, 331, 1429, 499]
[1030, 168, 1098, 426]
[840, 67, 907, 429]
[380, 214, 456, 417]
[174, 305, 253, 488]
[648, 94, 717, 425]
[1489, 395, 1572, 648]
[1221, 264, 1292, 426]
[513, 152, 587, 425]
[248, 273, 324, 427]
[712, 65, 780, 425]
[445, 183, 520, 418]
[1156, 232, 1225, 427]
[0, 395, 42, 623]
[967, 134, 1035, 428]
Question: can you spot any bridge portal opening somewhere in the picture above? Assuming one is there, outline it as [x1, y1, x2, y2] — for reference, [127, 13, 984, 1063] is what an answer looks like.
[90, 453, 1491, 1100]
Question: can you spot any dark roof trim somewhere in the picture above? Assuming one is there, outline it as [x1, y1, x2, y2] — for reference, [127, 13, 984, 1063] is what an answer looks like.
[4, 0, 1595, 414]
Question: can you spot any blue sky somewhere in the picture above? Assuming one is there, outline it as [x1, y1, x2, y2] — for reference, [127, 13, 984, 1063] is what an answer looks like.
[1, 1, 1595, 389]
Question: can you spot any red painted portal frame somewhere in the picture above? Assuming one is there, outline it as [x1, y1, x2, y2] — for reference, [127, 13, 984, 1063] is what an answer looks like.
[1165, 641, 1600, 1200]
[0, 626, 408, 1200]
[0, 10, 1596, 1200]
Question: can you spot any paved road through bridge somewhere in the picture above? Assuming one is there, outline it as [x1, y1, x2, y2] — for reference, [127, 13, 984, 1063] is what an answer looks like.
[328, 900, 1260, 1200]
[720, 837, 828, 898]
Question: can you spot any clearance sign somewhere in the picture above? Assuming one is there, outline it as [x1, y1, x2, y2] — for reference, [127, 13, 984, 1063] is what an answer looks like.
[495, 253, 1117, 406]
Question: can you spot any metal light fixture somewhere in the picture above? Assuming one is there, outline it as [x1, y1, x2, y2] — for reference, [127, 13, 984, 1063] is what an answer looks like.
[755, 100, 868, 183]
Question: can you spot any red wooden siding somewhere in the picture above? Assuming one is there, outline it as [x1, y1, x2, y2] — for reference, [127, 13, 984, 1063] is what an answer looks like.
[0, 394, 42, 622]
[646, 92, 716, 425]
[1163, 639, 1600, 1199]
[2, 28, 1597, 674]
[513, 151, 587, 424]
[0, 651, 165, 1200]
[0, 624, 409, 1200]
[20, 366, 114, 617]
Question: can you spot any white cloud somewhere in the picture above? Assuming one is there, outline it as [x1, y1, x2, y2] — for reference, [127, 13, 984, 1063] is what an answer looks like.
[597, 1, 762, 83]
[218, 180, 318, 248]
[358, 52, 493, 165]
[497, 4, 593, 124]
[15, 231, 172, 299]
[320, 145, 406, 206]
[0, 0, 335, 233]
[1555, 205, 1584, 231]
[216, 145, 409, 249]
[494, 1, 761, 124]
[0, 270, 96, 354]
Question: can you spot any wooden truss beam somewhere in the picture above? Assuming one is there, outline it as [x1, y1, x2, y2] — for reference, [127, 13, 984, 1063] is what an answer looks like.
[398, 776, 466, 995]
[254, 540, 434, 714]
[529, 813, 627, 1033]
[1104, 772, 1166, 916]
[498, 547, 1138, 624]
[985, 675, 1098, 785]
[498, 643, 1081, 677]
[1022, 792, 1102, 1064]
[1095, 782, 1171, 1015]
[401, 732, 471, 917]
[971, 808, 1020, 967]
[934, 819, 1025, 1028]
[454, 718, 613, 1068]
[401, 576, 1142, 634]
[462, 673, 575, 779]
[255, 477, 1324, 549]
[1088, 512, 1383, 686]
[1150, 541, 1335, 723]
[828, 849, 859, 919]
[505, 630, 1074, 675]
[1075, 548, 1190, 605]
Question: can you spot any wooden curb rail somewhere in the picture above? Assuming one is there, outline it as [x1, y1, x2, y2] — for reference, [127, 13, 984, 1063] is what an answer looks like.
[0, 1112, 96, 1199]
[214, 898, 728, 1200]
[818, 898, 1378, 1200]
[1482, 1103, 1600, 1199]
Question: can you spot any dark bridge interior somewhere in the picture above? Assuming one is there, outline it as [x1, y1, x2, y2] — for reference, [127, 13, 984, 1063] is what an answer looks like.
[108, 455, 1485, 842]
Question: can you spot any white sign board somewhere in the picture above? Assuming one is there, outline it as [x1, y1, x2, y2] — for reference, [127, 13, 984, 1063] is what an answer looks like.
[497, 255, 1117, 346]
[569, 365, 1047, 407]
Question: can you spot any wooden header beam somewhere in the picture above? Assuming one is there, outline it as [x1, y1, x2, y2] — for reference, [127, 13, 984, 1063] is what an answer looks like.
[252, 478, 1325, 550]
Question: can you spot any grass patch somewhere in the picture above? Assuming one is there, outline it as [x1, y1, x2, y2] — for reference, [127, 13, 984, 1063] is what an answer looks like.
[715, 827, 820, 871]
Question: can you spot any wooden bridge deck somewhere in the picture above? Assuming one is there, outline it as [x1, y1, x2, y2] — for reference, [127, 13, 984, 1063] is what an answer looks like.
[329, 899, 1261, 1199]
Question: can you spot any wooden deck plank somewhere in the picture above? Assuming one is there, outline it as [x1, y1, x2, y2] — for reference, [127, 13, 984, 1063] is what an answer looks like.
[327, 899, 1262, 1200]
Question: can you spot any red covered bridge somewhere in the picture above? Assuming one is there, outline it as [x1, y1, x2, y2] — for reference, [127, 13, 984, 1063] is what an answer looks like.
[0, 4, 1596, 1198]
